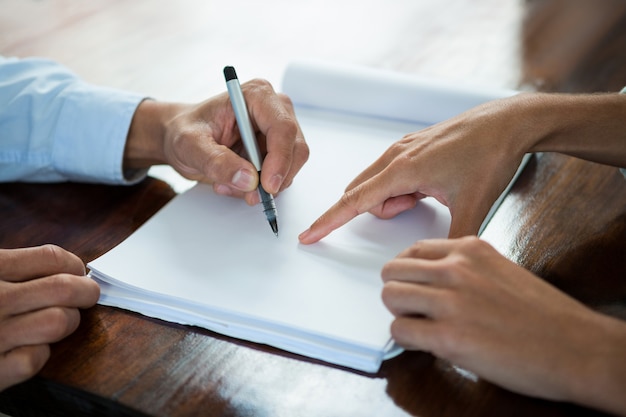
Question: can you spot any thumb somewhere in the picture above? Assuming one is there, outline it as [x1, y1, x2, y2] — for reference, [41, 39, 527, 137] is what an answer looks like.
[225, 166, 259, 193]
[185, 141, 260, 193]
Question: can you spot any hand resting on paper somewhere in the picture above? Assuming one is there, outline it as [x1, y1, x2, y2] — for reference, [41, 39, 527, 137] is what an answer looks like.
[381, 237, 626, 415]
[298, 92, 626, 243]
[0, 246, 100, 391]
[124, 79, 309, 206]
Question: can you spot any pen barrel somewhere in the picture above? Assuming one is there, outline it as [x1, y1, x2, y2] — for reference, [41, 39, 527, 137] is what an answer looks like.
[225, 79, 263, 170]
[225, 66, 279, 236]
[257, 183, 277, 219]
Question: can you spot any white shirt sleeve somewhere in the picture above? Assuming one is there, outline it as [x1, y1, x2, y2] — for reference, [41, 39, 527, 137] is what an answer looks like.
[0, 55, 148, 184]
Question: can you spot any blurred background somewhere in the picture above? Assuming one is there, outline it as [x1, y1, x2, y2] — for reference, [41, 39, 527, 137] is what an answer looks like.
[0, 0, 523, 101]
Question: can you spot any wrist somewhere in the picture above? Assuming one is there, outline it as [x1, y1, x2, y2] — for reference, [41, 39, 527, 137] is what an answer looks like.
[567, 312, 626, 415]
[124, 99, 178, 170]
[503, 93, 566, 155]
[477, 93, 556, 161]
[521, 92, 626, 166]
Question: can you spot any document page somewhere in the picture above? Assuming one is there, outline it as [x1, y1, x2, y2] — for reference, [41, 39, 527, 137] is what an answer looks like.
[89, 60, 519, 372]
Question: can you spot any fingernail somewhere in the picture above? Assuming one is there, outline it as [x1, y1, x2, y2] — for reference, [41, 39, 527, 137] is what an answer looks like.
[298, 229, 310, 242]
[232, 169, 256, 191]
[269, 174, 283, 193]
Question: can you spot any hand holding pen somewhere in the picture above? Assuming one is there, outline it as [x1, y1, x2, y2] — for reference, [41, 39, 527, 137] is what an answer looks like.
[224, 66, 308, 236]
[224, 66, 282, 235]
[131, 69, 308, 209]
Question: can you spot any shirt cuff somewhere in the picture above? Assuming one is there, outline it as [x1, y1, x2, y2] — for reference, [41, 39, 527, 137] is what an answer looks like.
[52, 81, 148, 185]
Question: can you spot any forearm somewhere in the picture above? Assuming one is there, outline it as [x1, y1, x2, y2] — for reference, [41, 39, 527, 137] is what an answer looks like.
[515, 92, 626, 167]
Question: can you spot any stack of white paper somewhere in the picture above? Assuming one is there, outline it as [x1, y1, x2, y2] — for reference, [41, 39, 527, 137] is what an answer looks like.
[88, 60, 518, 373]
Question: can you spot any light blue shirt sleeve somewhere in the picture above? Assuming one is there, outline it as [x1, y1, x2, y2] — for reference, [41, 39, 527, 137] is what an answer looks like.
[0, 55, 148, 184]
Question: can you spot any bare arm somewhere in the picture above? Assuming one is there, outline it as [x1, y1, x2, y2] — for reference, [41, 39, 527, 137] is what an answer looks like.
[299, 92, 626, 243]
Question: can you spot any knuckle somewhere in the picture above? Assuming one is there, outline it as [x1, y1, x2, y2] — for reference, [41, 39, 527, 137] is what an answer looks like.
[39, 244, 66, 270]
[339, 189, 363, 215]
[452, 237, 495, 265]
[39, 244, 84, 275]
[386, 152, 413, 173]
[389, 318, 410, 345]
[243, 78, 275, 99]
[42, 307, 80, 340]
[380, 263, 393, 281]
[277, 92, 294, 109]
[248, 77, 273, 91]
[46, 274, 100, 307]
[385, 138, 412, 159]
[269, 118, 300, 152]
[279, 116, 299, 139]
[295, 137, 310, 163]
[389, 319, 405, 341]
[380, 283, 393, 305]
[86, 279, 101, 303]
[388, 138, 409, 152]
[439, 257, 470, 286]
[207, 146, 229, 167]
[401, 241, 426, 259]
[458, 235, 487, 252]
[46, 274, 99, 307]
[389, 317, 420, 348]
[380, 282, 402, 310]
[47, 274, 77, 304]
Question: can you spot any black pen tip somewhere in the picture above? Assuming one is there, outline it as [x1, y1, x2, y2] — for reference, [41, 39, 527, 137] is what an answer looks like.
[269, 219, 278, 237]
[223, 66, 237, 81]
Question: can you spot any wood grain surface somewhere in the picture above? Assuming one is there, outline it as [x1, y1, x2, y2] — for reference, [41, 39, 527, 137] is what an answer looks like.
[1, 0, 625, 415]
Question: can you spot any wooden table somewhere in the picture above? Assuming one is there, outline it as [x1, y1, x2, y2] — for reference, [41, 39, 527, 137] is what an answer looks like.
[1, 0, 625, 415]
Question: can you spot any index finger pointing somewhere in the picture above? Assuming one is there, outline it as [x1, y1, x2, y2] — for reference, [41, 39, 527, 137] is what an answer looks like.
[298, 178, 392, 244]
[297, 197, 359, 245]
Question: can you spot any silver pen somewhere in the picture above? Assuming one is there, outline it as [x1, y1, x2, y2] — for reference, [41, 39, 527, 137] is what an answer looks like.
[224, 66, 278, 236]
